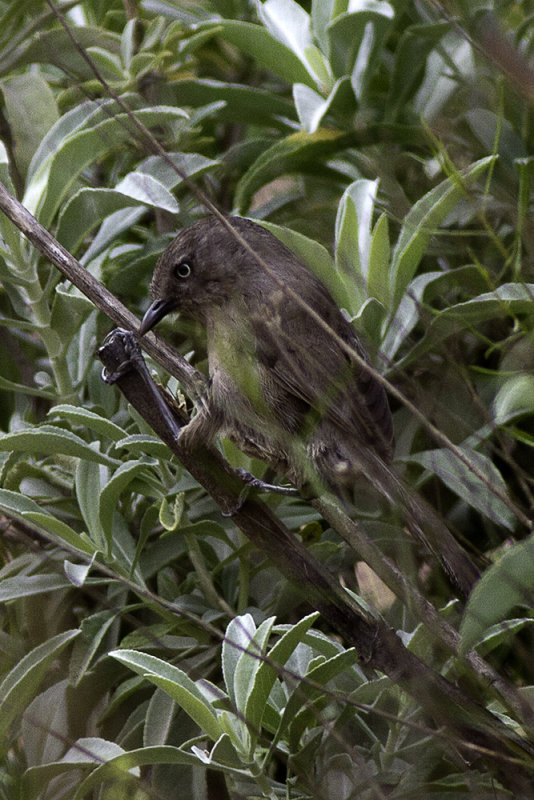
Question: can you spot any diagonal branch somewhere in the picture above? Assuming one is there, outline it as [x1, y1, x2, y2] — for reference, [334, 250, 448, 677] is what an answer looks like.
[1, 182, 534, 789]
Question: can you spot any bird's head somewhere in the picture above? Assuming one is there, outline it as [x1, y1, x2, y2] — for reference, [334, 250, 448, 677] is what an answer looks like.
[140, 217, 251, 333]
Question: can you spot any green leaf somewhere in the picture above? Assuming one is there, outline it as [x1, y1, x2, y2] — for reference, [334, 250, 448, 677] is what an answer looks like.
[394, 281, 534, 368]
[222, 613, 257, 706]
[76, 461, 109, 549]
[110, 650, 222, 742]
[49, 285, 94, 346]
[49, 405, 127, 443]
[57, 188, 160, 254]
[335, 178, 379, 312]
[158, 494, 184, 532]
[473, 619, 534, 658]
[0, 489, 94, 554]
[85, 46, 125, 80]
[0, 425, 117, 466]
[0, 73, 58, 177]
[8, 26, 121, 80]
[64, 558, 94, 587]
[256, 220, 351, 308]
[211, 20, 315, 87]
[0, 574, 72, 601]
[459, 536, 534, 655]
[114, 434, 172, 459]
[70, 611, 118, 685]
[234, 129, 350, 213]
[259, 0, 333, 89]
[367, 213, 390, 309]
[25, 513, 95, 554]
[414, 31, 475, 120]
[383, 265, 490, 360]
[386, 23, 449, 122]
[389, 156, 496, 308]
[0, 374, 53, 399]
[99, 460, 152, 556]
[407, 447, 515, 530]
[0, 629, 80, 732]
[465, 109, 526, 169]
[22, 745, 199, 800]
[244, 613, 320, 735]
[144, 688, 176, 747]
[26, 105, 189, 227]
[233, 617, 276, 733]
[293, 83, 328, 134]
[327, 5, 394, 89]
[169, 78, 294, 126]
[279, 649, 359, 747]
[493, 375, 534, 426]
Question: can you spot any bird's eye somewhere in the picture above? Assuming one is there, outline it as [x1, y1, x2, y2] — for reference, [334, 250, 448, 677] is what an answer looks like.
[175, 261, 192, 279]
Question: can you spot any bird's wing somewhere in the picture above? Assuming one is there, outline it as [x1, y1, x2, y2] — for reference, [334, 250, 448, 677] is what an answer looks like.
[251, 286, 393, 458]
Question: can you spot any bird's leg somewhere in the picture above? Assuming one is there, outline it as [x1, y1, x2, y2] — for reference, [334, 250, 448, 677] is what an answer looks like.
[234, 468, 299, 495]
[221, 470, 298, 517]
[100, 330, 299, 515]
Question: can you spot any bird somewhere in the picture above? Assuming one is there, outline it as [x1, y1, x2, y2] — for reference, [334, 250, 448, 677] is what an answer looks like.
[140, 216, 479, 595]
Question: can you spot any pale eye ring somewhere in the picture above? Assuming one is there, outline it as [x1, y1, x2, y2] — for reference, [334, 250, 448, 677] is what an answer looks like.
[175, 261, 192, 279]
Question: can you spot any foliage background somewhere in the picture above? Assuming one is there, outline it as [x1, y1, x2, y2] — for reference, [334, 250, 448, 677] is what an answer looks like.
[1, 0, 534, 797]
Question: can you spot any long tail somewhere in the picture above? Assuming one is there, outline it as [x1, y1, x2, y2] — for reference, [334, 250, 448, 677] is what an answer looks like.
[351, 450, 480, 598]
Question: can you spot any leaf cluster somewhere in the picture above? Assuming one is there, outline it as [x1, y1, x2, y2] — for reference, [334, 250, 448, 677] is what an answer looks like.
[1, 1, 534, 798]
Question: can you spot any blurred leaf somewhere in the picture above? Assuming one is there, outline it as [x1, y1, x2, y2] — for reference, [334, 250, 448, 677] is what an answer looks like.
[256, 219, 351, 308]
[389, 156, 495, 308]
[459, 536, 534, 655]
[234, 129, 350, 213]
[493, 375, 534, 426]
[394, 282, 534, 368]
[0, 574, 73, 601]
[407, 447, 516, 530]
[209, 19, 314, 86]
[0, 629, 80, 732]
[171, 78, 295, 126]
[465, 109, 526, 169]
[414, 31, 474, 120]
[383, 265, 490, 359]
[386, 22, 449, 122]
[6, 26, 121, 79]
[0, 73, 58, 177]
[327, 4, 394, 95]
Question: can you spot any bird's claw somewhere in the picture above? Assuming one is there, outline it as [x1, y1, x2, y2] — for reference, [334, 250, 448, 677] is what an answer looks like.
[222, 468, 298, 517]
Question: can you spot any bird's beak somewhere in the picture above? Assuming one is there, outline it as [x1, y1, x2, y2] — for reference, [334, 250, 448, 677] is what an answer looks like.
[139, 298, 177, 335]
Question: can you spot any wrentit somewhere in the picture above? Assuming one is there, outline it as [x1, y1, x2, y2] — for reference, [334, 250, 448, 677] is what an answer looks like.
[140, 216, 394, 497]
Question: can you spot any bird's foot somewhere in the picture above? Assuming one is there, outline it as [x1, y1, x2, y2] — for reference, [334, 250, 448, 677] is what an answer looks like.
[222, 468, 298, 516]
